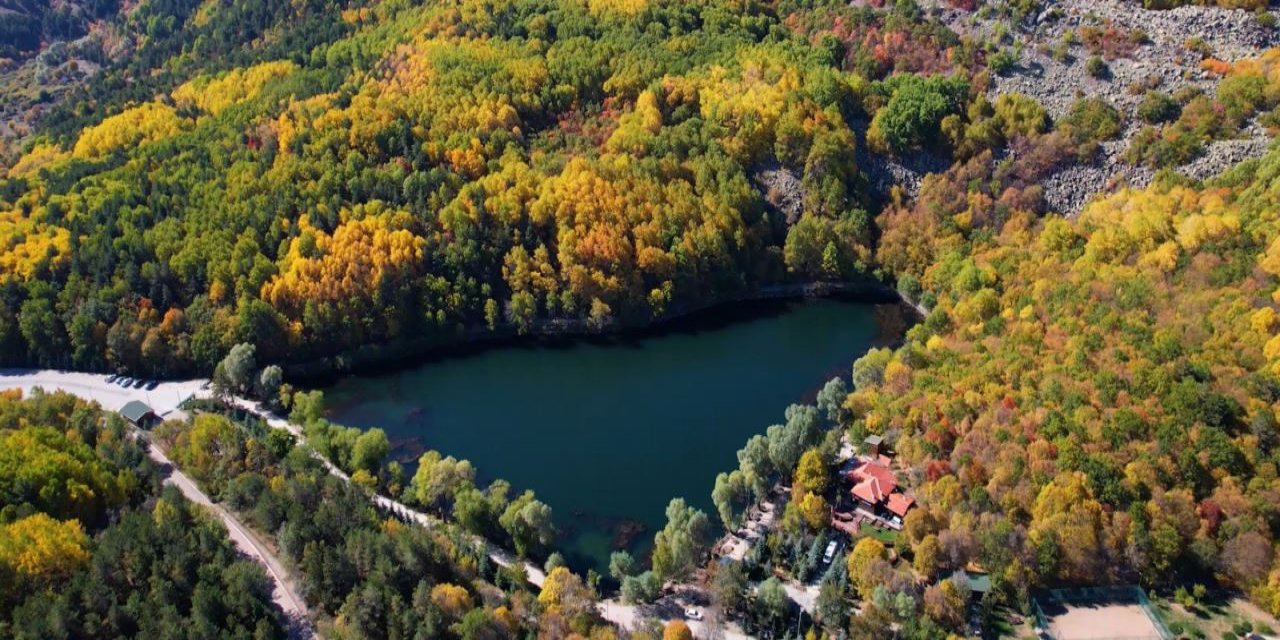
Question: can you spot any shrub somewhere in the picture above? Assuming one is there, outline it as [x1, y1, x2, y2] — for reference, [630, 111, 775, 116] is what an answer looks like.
[1085, 55, 1109, 79]
[989, 48, 1017, 74]
[1218, 73, 1269, 122]
[1061, 97, 1124, 146]
[1139, 91, 1181, 124]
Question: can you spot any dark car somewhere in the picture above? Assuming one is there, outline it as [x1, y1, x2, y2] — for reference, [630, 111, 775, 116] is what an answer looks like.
[106, 374, 119, 383]
[118, 377, 133, 387]
[132, 378, 148, 389]
[145, 380, 159, 390]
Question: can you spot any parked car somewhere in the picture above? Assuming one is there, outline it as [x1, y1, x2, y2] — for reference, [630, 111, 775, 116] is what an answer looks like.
[684, 608, 703, 621]
[132, 378, 147, 388]
[106, 374, 119, 383]
[145, 380, 159, 390]
[822, 540, 840, 565]
[117, 377, 133, 387]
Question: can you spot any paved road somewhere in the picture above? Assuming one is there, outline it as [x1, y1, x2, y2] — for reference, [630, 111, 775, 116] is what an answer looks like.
[0, 370, 315, 639]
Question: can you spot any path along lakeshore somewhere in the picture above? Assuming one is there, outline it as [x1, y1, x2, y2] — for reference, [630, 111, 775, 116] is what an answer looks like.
[0, 369, 758, 637]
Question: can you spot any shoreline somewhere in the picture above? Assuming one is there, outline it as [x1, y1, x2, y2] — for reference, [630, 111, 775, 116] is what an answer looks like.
[284, 278, 925, 383]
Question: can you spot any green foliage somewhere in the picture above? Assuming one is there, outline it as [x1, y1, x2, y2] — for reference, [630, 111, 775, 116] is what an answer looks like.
[1085, 55, 1109, 78]
[1139, 91, 1182, 125]
[651, 498, 711, 581]
[1, 0, 973, 374]
[1062, 97, 1124, 146]
[868, 73, 971, 154]
[0, 392, 285, 637]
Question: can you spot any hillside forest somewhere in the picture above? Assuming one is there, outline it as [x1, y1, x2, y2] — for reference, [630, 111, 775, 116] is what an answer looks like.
[5, 0, 1280, 638]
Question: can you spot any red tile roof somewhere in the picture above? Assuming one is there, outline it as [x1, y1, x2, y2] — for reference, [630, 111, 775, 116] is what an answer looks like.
[849, 460, 898, 504]
[886, 493, 915, 517]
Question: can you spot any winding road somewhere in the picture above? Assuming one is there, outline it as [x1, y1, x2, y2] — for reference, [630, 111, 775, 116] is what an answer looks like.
[0, 368, 760, 638]
[0, 369, 314, 640]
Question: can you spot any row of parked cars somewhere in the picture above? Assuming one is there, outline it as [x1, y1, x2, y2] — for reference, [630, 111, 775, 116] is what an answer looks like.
[105, 374, 160, 390]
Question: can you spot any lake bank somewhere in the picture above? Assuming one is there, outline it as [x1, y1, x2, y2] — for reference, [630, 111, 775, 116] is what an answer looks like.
[284, 278, 915, 383]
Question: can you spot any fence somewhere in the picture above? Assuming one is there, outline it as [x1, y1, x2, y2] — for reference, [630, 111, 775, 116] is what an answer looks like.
[1032, 585, 1173, 640]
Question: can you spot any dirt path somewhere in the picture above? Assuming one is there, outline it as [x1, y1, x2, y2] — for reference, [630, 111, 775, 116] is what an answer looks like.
[144, 439, 315, 639]
[0, 370, 316, 639]
[222, 394, 551, 589]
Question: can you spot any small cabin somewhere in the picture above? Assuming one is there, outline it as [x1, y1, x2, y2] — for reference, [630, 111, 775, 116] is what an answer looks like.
[119, 400, 157, 428]
[864, 434, 883, 457]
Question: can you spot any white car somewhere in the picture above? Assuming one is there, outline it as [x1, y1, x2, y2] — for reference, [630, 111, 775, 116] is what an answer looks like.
[684, 608, 703, 621]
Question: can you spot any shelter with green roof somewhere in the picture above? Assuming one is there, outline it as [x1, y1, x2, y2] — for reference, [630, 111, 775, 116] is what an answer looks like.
[119, 400, 157, 427]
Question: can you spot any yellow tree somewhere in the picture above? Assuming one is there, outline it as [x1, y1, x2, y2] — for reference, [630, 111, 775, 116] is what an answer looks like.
[793, 448, 828, 497]
[430, 583, 473, 621]
[846, 537, 888, 598]
[663, 620, 694, 640]
[913, 533, 942, 580]
[0, 513, 90, 602]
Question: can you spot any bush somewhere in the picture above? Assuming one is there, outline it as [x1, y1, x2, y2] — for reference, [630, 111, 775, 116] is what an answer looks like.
[1125, 125, 1205, 168]
[1139, 91, 1181, 124]
[1061, 97, 1124, 147]
[620, 571, 662, 604]
[1085, 55, 1109, 79]
[989, 49, 1017, 74]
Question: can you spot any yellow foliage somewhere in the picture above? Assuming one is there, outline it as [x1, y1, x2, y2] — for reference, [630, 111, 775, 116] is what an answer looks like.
[697, 58, 800, 160]
[262, 204, 425, 316]
[429, 583, 474, 620]
[73, 102, 184, 158]
[6, 143, 70, 178]
[172, 60, 297, 116]
[1252, 307, 1278, 334]
[797, 492, 829, 531]
[1138, 241, 1180, 273]
[606, 90, 664, 154]
[1176, 213, 1240, 252]
[0, 513, 90, 595]
[1264, 334, 1280, 361]
[846, 536, 888, 596]
[0, 209, 71, 281]
[662, 620, 693, 640]
[588, 0, 648, 16]
[925, 334, 947, 351]
[1261, 236, 1280, 277]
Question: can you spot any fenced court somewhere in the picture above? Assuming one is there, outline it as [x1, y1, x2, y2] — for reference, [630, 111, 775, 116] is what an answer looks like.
[1033, 586, 1172, 640]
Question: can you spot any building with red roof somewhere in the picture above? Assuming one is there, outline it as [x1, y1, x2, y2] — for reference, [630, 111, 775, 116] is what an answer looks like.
[848, 457, 915, 524]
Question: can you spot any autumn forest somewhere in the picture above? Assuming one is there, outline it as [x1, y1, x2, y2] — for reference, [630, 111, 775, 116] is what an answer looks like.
[5, 0, 1280, 637]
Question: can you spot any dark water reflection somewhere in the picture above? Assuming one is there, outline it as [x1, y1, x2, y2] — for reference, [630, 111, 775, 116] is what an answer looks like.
[324, 297, 908, 574]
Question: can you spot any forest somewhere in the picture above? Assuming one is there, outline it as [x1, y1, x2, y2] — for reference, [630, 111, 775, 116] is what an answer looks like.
[153, 396, 614, 639]
[0, 390, 285, 638]
[0, 0, 970, 374]
[5, 0, 1280, 637]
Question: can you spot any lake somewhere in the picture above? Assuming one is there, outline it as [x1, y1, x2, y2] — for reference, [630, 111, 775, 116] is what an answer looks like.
[323, 297, 909, 574]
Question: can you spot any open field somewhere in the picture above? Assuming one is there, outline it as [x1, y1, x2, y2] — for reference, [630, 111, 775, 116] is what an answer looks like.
[1041, 601, 1164, 640]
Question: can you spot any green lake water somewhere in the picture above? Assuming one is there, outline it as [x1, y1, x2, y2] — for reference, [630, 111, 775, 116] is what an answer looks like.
[323, 297, 907, 575]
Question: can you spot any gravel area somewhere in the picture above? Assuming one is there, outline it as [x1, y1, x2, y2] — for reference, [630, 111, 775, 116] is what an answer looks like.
[921, 0, 1280, 215]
